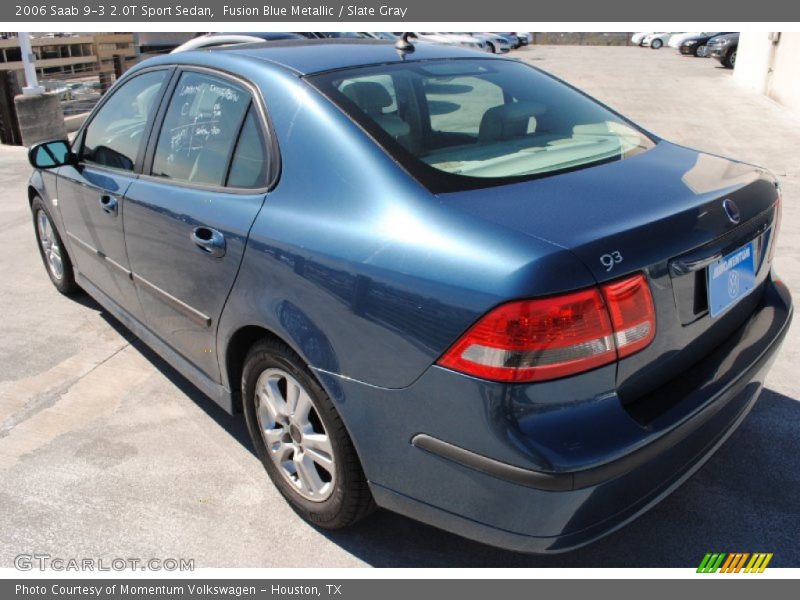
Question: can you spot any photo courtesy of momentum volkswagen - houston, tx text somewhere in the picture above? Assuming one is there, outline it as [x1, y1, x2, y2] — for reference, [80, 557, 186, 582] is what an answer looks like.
[24, 33, 793, 555]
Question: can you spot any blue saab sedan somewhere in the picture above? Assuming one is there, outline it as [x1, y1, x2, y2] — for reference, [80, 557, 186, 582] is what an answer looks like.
[27, 39, 792, 553]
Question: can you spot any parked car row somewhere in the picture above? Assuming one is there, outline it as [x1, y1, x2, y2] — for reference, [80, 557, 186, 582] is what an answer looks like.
[173, 32, 530, 55]
[632, 31, 740, 68]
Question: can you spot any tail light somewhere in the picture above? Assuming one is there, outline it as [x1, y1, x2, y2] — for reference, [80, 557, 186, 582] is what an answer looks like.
[601, 274, 656, 358]
[437, 273, 655, 383]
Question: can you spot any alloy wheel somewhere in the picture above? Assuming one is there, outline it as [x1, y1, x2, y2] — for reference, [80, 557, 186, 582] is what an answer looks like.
[36, 210, 64, 281]
[254, 368, 335, 501]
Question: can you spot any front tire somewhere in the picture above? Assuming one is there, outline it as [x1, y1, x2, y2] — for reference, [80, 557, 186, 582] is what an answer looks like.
[694, 44, 707, 57]
[31, 196, 78, 295]
[724, 49, 737, 68]
[651, 39, 663, 49]
[242, 338, 374, 529]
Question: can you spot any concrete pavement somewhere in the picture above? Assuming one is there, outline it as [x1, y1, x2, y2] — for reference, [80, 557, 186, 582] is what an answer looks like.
[0, 44, 798, 568]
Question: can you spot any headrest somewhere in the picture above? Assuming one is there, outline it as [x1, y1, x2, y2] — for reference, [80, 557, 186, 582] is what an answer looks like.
[478, 101, 547, 143]
[341, 81, 393, 112]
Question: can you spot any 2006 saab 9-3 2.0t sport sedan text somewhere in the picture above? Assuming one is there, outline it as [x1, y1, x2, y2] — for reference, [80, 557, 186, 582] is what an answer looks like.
[27, 39, 792, 553]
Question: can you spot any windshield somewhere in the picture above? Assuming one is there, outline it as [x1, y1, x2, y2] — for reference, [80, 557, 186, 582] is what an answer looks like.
[310, 59, 655, 192]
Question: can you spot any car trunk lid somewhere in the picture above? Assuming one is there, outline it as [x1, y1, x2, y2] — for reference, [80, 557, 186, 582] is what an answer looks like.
[445, 141, 780, 416]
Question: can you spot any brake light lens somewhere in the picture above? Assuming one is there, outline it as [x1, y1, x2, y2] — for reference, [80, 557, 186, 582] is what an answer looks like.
[601, 273, 656, 358]
[437, 273, 656, 383]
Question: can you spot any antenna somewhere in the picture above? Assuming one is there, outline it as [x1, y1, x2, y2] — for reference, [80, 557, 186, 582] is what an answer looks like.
[395, 32, 415, 53]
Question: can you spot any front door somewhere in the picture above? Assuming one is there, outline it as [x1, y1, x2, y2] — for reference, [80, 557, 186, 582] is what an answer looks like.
[58, 69, 170, 319]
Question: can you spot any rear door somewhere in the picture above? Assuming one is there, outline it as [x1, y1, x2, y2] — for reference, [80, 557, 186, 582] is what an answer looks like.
[123, 68, 272, 380]
[58, 69, 170, 319]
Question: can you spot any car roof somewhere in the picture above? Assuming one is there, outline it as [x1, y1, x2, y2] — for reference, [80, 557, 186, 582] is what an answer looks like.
[216, 38, 502, 76]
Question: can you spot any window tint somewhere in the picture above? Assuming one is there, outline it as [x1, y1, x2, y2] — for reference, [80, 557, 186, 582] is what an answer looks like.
[312, 60, 654, 192]
[336, 74, 409, 145]
[82, 70, 167, 171]
[427, 76, 504, 136]
[151, 72, 249, 186]
[227, 106, 268, 188]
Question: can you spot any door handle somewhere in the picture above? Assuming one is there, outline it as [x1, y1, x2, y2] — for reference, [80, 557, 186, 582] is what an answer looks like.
[99, 194, 118, 216]
[191, 226, 226, 258]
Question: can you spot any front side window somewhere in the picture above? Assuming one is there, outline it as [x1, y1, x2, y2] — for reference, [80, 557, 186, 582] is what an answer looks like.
[311, 59, 654, 192]
[151, 71, 250, 187]
[82, 70, 167, 171]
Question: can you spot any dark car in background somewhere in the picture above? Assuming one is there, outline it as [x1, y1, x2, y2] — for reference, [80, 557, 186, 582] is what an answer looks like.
[678, 32, 729, 57]
[495, 32, 525, 48]
[708, 32, 740, 68]
[26, 39, 790, 553]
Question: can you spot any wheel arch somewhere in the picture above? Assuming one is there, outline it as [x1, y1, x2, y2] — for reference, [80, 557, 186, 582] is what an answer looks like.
[222, 322, 371, 474]
[224, 324, 286, 413]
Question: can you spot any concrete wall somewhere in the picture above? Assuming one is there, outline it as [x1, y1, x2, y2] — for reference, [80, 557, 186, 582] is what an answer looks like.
[735, 32, 800, 114]
[14, 93, 67, 147]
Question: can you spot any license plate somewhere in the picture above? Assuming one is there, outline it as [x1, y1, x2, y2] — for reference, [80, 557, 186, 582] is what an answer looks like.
[707, 240, 757, 318]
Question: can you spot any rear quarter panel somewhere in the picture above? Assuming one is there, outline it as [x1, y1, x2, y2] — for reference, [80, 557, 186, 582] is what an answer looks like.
[213, 60, 597, 390]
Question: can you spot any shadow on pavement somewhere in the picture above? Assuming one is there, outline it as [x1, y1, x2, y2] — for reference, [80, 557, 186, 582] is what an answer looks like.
[90, 294, 799, 568]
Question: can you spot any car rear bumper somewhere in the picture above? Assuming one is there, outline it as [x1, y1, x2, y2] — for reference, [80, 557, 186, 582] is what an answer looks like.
[315, 276, 792, 553]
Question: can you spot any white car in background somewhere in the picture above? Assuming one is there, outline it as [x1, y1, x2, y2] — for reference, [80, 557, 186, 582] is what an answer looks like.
[668, 32, 701, 48]
[408, 32, 486, 51]
[631, 32, 653, 46]
[642, 32, 673, 49]
[469, 33, 511, 53]
[170, 32, 304, 53]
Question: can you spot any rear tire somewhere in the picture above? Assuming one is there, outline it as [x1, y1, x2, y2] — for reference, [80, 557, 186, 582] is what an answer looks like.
[724, 49, 737, 68]
[31, 196, 78, 295]
[651, 39, 663, 49]
[242, 338, 375, 529]
[694, 44, 707, 57]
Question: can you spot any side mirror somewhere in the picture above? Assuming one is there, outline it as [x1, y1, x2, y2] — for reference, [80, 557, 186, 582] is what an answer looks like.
[28, 140, 75, 169]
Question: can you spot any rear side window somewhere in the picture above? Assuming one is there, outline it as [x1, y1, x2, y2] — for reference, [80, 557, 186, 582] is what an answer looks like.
[82, 70, 167, 171]
[311, 60, 655, 192]
[227, 106, 268, 188]
[151, 71, 249, 186]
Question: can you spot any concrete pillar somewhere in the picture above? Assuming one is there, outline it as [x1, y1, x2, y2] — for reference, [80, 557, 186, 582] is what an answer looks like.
[18, 32, 44, 96]
[98, 71, 113, 93]
[14, 92, 66, 147]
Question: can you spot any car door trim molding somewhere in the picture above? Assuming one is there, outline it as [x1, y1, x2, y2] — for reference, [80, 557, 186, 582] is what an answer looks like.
[66, 231, 132, 279]
[132, 273, 212, 328]
[67, 231, 210, 327]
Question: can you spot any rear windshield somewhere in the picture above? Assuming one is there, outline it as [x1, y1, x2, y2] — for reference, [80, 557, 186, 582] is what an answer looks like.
[310, 59, 655, 192]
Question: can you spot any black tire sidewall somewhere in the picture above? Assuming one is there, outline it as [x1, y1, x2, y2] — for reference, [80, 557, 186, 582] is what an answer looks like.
[241, 340, 368, 528]
[31, 196, 77, 295]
